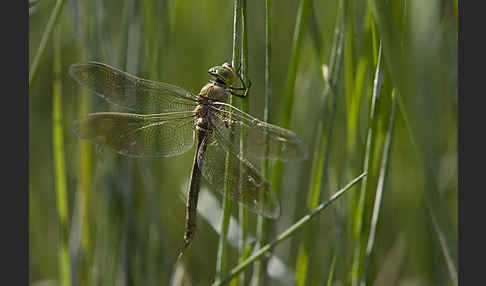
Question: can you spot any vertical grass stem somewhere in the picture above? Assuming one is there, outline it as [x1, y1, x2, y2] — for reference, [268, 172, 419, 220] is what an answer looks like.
[359, 90, 397, 286]
[215, 0, 243, 283]
[52, 25, 72, 286]
[250, 0, 272, 284]
[351, 42, 383, 286]
[29, 0, 66, 90]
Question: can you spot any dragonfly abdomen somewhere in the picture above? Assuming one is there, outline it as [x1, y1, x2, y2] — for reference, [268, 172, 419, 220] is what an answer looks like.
[180, 128, 207, 257]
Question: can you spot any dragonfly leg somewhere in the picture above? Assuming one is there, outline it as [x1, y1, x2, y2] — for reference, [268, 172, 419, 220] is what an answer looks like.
[236, 67, 248, 89]
[230, 90, 245, 98]
[230, 74, 251, 97]
[237, 62, 242, 75]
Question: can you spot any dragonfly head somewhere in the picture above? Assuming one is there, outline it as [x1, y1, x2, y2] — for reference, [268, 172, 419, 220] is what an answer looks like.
[208, 63, 236, 86]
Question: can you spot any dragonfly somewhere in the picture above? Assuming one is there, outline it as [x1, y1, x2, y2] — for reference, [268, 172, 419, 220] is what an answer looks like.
[69, 61, 308, 255]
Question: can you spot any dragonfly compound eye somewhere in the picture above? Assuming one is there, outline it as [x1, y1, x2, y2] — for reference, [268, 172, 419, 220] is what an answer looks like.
[208, 65, 235, 86]
[220, 69, 235, 85]
[222, 62, 234, 71]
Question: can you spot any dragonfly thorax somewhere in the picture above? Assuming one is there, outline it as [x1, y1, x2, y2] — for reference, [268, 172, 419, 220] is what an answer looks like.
[194, 81, 229, 132]
[198, 82, 229, 102]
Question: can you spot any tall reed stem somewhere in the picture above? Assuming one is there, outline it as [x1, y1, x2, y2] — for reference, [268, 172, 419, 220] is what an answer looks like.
[29, 0, 66, 91]
[351, 42, 383, 286]
[250, 0, 272, 284]
[52, 25, 72, 286]
[237, 0, 250, 284]
[295, 3, 344, 283]
[215, 0, 243, 282]
[360, 90, 397, 286]
[271, 0, 311, 199]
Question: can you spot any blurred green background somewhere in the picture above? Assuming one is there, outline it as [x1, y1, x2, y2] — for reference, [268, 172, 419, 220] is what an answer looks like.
[29, 0, 457, 285]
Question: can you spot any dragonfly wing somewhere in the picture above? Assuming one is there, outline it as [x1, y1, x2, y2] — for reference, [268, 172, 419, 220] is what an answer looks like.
[72, 112, 196, 157]
[69, 62, 198, 113]
[208, 102, 308, 162]
[196, 130, 280, 218]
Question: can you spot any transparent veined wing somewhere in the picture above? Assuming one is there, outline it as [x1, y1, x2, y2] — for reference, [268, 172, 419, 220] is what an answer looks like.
[72, 111, 196, 157]
[69, 62, 198, 113]
[207, 102, 308, 162]
[196, 130, 280, 218]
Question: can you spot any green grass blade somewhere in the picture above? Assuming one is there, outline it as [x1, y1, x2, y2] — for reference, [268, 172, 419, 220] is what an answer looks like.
[347, 55, 368, 153]
[351, 42, 383, 286]
[250, 0, 272, 284]
[360, 90, 398, 286]
[393, 57, 458, 286]
[308, 7, 324, 64]
[76, 54, 93, 286]
[237, 0, 250, 284]
[280, 0, 311, 129]
[305, 0, 344, 215]
[272, 0, 311, 282]
[271, 0, 311, 214]
[343, 0, 356, 153]
[212, 173, 366, 286]
[52, 25, 72, 286]
[295, 3, 344, 284]
[29, 0, 66, 91]
[271, 0, 312, 204]
[142, 0, 160, 79]
[216, 0, 243, 283]
[325, 253, 337, 286]
[69, 3, 98, 284]
[428, 203, 458, 285]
